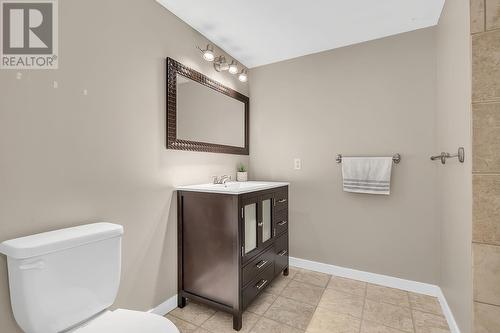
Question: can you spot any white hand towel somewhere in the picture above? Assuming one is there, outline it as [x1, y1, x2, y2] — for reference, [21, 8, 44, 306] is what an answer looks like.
[341, 157, 393, 195]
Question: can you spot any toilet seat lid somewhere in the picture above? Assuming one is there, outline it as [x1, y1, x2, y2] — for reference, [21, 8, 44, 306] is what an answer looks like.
[73, 309, 179, 333]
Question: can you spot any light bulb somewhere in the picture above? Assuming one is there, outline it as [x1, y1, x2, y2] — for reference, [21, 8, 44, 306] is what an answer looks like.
[238, 69, 248, 82]
[203, 50, 215, 62]
[228, 61, 238, 74]
[201, 45, 215, 62]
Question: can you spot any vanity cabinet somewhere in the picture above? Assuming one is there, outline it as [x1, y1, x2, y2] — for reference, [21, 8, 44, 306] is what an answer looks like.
[177, 184, 289, 331]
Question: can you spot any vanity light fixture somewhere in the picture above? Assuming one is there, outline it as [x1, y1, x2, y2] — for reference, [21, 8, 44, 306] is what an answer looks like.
[238, 69, 248, 82]
[197, 44, 248, 82]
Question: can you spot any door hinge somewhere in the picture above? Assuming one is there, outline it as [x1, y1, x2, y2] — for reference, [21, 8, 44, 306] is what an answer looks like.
[241, 207, 244, 219]
[241, 246, 244, 257]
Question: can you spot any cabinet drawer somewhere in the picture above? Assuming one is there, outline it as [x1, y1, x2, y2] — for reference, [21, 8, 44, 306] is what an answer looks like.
[274, 191, 288, 212]
[274, 233, 289, 276]
[242, 246, 274, 287]
[274, 211, 288, 236]
[242, 265, 274, 309]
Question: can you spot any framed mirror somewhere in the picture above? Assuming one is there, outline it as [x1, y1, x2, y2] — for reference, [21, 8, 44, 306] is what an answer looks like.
[166, 58, 249, 155]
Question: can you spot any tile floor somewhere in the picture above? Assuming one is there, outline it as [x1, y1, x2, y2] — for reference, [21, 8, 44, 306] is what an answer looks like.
[166, 267, 450, 333]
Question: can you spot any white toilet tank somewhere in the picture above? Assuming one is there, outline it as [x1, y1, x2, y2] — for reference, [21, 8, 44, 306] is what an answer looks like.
[0, 223, 124, 333]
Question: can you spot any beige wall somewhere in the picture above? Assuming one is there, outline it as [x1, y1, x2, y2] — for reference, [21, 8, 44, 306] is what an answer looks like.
[0, 0, 248, 332]
[435, 0, 473, 332]
[470, 0, 500, 331]
[249, 28, 440, 284]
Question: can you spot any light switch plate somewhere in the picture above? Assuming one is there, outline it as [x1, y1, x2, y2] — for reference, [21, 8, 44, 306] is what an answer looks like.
[294, 158, 301, 170]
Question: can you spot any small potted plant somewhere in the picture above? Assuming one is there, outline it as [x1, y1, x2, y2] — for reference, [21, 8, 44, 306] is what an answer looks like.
[236, 164, 248, 182]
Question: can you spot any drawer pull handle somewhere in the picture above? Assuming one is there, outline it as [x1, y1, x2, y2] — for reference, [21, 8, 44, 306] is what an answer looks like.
[277, 199, 287, 203]
[256, 260, 268, 269]
[278, 249, 288, 256]
[277, 220, 287, 226]
[256, 279, 268, 290]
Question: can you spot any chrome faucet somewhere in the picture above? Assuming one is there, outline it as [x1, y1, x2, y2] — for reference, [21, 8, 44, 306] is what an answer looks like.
[220, 175, 232, 184]
[212, 175, 232, 184]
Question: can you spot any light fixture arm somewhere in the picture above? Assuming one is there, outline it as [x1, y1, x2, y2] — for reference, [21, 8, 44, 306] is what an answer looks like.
[213, 56, 229, 72]
[196, 44, 248, 82]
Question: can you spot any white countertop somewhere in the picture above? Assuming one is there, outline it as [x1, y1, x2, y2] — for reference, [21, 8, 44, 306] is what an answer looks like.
[176, 181, 289, 195]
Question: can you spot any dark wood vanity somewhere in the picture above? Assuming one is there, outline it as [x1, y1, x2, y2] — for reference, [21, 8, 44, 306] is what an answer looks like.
[177, 183, 289, 330]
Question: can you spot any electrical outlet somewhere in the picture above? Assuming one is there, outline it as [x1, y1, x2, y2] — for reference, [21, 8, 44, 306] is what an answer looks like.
[294, 158, 301, 170]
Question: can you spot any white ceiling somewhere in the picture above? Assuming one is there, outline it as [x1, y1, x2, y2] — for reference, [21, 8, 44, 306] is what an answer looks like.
[157, 0, 445, 68]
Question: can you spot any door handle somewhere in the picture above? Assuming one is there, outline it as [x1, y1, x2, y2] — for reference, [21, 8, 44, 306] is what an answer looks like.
[277, 199, 287, 204]
[258, 222, 263, 227]
[277, 220, 287, 226]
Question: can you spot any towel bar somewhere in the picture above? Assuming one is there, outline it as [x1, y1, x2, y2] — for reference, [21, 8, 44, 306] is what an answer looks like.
[336, 153, 401, 164]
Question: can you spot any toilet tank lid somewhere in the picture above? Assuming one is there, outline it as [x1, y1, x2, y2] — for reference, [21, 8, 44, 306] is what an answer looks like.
[0, 222, 123, 259]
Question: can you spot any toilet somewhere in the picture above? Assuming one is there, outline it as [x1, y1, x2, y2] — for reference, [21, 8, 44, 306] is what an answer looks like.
[0, 223, 180, 333]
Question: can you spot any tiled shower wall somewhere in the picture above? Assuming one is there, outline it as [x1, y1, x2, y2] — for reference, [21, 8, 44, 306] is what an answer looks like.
[470, 0, 500, 331]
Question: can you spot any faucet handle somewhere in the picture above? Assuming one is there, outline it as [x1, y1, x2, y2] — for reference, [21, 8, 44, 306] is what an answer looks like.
[212, 176, 220, 184]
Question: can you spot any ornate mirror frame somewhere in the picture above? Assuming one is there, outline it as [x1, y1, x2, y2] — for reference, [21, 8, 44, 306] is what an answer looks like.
[166, 57, 249, 155]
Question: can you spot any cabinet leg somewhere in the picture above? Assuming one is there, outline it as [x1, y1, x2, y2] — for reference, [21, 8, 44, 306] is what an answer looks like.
[178, 296, 187, 308]
[233, 312, 242, 331]
[283, 267, 289, 276]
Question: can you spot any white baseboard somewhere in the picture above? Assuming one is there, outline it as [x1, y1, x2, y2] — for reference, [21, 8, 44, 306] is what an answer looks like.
[436, 288, 461, 333]
[289, 257, 439, 296]
[148, 294, 178, 316]
[289, 256, 460, 333]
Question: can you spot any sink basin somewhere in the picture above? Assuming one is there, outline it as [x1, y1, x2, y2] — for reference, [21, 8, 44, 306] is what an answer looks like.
[225, 182, 267, 189]
[176, 181, 289, 194]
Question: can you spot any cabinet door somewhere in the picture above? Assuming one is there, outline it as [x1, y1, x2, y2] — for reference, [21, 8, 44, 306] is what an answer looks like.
[242, 197, 259, 261]
[260, 194, 274, 247]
